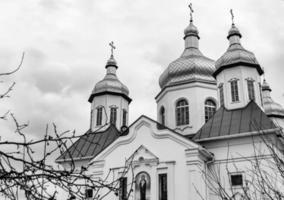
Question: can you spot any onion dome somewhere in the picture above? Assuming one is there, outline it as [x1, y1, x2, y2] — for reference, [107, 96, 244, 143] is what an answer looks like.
[159, 20, 216, 89]
[88, 55, 131, 103]
[213, 23, 264, 78]
[262, 79, 284, 118]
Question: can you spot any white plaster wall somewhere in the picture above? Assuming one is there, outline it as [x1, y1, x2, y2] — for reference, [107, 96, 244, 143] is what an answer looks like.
[89, 119, 199, 200]
[199, 133, 284, 200]
[216, 66, 262, 110]
[156, 82, 217, 135]
[90, 94, 129, 131]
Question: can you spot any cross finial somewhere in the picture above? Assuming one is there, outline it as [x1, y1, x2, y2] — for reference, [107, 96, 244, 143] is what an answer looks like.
[109, 41, 116, 57]
[230, 9, 234, 25]
[188, 3, 194, 22]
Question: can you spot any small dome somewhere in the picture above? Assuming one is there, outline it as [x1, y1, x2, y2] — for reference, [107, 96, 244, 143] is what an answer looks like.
[88, 56, 130, 103]
[227, 24, 242, 39]
[184, 21, 200, 39]
[93, 75, 129, 96]
[214, 24, 263, 77]
[262, 80, 284, 118]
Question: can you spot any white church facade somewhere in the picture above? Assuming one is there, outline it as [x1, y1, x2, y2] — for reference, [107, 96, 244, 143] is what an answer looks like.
[56, 8, 284, 200]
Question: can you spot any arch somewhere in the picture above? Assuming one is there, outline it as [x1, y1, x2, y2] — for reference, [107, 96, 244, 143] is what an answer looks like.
[175, 98, 189, 126]
[159, 106, 165, 125]
[204, 99, 216, 122]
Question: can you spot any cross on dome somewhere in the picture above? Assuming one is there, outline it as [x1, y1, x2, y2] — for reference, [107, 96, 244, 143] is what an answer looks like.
[230, 9, 235, 25]
[109, 41, 116, 57]
[188, 3, 194, 22]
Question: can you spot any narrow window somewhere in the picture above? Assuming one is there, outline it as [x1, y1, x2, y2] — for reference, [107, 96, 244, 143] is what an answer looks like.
[205, 100, 216, 122]
[85, 188, 93, 198]
[259, 82, 263, 106]
[160, 106, 165, 125]
[219, 84, 224, 107]
[176, 99, 189, 126]
[159, 174, 168, 200]
[96, 107, 103, 126]
[110, 107, 117, 125]
[122, 109, 127, 126]
[230, 174, 243, 187]
[119, 177, 127, 200]
[247, 80, 255, 101]
[230, 80, 239, 102]
[90, 109, 93, 127]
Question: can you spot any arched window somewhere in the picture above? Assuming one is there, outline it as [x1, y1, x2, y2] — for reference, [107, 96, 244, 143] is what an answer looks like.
[160, 106, 165, 125]
[205, 99, 216, 122]
[176, 99, 189, 126]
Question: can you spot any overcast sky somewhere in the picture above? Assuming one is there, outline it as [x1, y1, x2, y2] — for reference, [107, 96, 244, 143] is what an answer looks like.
[0, 0, 284, 140]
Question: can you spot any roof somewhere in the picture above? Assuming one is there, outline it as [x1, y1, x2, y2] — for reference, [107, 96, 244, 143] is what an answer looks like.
[56, 125, 121, 162]
[56, 115, 195, 163]
[193, 101, 277, 141]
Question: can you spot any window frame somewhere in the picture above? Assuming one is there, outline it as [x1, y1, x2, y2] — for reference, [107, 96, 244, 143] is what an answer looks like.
[176, 99, 189, 126]
[110, 107, 117, 125]
[122, 109, 127, 127]
[230, 79, 239, 102]
[96, 106, 103, 126]
[218, 83, 224, 107]
[160, 106, 165, 125]
[119, 177, 127, 200]
[159, 173, 168, 200]
[229, 172, 244, 188]
[204, 99, 216, 122]
[247, 79, 255, 101]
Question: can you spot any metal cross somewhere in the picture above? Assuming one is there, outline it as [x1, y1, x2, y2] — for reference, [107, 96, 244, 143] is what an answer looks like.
[188, 3, 194, 22]
[109, 41, 116, 56]
[230, 9, 234, 25]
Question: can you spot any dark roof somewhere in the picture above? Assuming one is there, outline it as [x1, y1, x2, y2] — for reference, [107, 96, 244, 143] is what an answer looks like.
[56, 115, 195, 163]
[56, 125, 120, 162]
[193, 101, 277, 141]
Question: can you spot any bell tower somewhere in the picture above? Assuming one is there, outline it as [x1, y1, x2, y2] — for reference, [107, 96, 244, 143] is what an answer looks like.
[88, 42, 131, 131]
[214, 10, 264, 110]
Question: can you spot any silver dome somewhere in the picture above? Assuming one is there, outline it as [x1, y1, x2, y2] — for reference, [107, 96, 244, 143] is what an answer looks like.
[159, 21, 216, 89]
[262, 80, 284, 117]
[159, 49, 216, 88]
[214, 24, 263, 77]
[88, 56, 130, 103]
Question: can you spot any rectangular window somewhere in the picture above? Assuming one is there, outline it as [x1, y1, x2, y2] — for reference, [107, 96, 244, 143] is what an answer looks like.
[247, 80, 255, 101]
[159, 174, 168, 200]
[219, 84, 224, 106]
[259, 82, 263, 106]
[96, 107, 103, 126]
[230, 80, 239, 102]
[122, 110, 127, 126]
[119, 177, 127, 200]
[85, 188, 93, 198]
[230, 174, 243, 187]
[110, 107, 117, 125]
[90, 109, 94, 127]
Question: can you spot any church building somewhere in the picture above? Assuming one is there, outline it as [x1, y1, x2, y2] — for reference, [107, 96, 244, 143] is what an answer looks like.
[56, 6, 284, 200]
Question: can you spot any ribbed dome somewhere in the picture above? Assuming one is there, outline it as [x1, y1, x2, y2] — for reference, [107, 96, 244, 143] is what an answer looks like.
[214, 24, 263, 77]
[159, 21, 216, 89]
[88, 56, 130, 103]
[262, 80, 284, 118]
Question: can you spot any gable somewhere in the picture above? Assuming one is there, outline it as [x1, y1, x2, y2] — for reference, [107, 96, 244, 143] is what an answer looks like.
[92, 115, 199, 162]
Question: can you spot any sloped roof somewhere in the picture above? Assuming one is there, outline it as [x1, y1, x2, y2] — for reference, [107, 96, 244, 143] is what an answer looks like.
[56, 125, 120, 162]
[193, 101, 277, 141]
